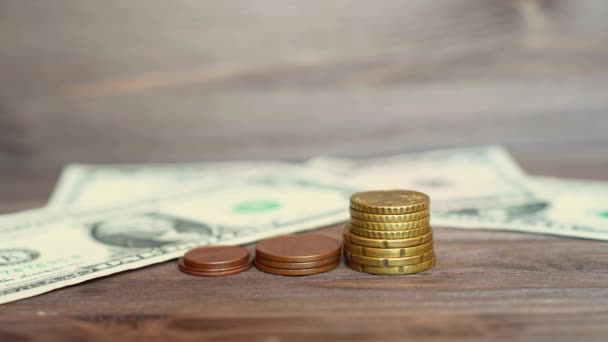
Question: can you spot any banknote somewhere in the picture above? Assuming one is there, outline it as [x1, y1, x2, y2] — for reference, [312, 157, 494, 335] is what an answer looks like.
[308, 145, 540, 211]
[48, 161, 294, 208]
[309, 146, 608, 240]
[435, 176, 608, 240]
[0, 167, 355, 304]
[51, 146, 537, 212]
[45, 145, 608, 245]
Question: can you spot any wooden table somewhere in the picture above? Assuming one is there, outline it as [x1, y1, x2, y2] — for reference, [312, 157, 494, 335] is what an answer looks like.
[1, 1, 607, 340]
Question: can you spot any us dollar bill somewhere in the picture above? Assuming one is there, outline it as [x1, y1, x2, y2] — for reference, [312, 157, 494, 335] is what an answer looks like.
[48, 161, 293, 208]
[309, 146, 608, 240]
[44, 145, 608, 248]
[51, 146, 537, 212]
[435, 176, 608, 240]
[0, 167, 355, 304]
[308, 145, 539, 211]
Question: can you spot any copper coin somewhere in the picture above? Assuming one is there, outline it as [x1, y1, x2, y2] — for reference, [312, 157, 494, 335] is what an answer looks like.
[178, 257, 253, 272]
[178, 258, 253, 276]
[256, 234, 341, 263]
[255, 255, 341, 270]
[182, 245, 250, 269]
[254, 260, 339, 276]
[178, 264, 252, 277]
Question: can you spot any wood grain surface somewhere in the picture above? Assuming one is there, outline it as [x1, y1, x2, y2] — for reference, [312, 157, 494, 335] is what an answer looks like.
[1, 1, 608, 341]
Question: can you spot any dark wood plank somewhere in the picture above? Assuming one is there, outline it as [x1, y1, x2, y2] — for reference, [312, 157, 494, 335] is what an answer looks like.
[1, 225, 608, 341]
[1, 1, 608, 341]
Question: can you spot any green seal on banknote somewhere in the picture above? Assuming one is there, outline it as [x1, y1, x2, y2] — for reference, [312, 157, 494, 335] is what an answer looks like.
[233, 200, 281, 213]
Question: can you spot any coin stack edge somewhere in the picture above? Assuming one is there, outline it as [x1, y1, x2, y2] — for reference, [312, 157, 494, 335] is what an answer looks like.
[345, 190, 436, 275]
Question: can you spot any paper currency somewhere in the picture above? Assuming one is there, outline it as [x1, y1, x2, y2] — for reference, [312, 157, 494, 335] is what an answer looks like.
[48, 161, 293, 208]
[435, 176, 608, 240]
[46, 145, 608, 242]
[51, 146, 537, 211]
[310, 146, 608, 240]
[0, 168, 355, 304]
[308, 145, 539, 211]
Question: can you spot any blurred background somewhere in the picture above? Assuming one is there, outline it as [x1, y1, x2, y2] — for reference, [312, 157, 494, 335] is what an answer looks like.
[1, 0, 607, 211]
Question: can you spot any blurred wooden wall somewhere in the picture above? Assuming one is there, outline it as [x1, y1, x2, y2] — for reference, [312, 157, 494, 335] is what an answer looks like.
[1, 0, 607, 172]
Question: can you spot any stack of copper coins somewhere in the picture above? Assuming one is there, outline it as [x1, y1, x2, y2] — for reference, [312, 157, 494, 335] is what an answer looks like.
[343, 190, 436, 275]
[254, 234, 341, 276]
[178, 245, 253, 276]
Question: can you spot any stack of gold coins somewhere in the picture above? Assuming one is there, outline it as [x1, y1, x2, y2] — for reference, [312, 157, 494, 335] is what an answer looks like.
[343, 190, 435, 275]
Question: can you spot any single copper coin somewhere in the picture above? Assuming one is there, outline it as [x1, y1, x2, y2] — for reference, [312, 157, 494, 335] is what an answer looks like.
[254, 260, 339, 276]
[178, 257, 253, 272]
[179, 263, 251, 275]
[182, 245, 250, 269]
[178, 264, 252, 277]
[178, 258, 253, 276]
[255, 234, 341, 263]
[255, 255, 340, 270]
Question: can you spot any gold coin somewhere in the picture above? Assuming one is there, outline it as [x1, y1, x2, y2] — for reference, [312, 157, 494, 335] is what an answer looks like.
[346, 258, 435, 275]
[350, 190, 429, 214]
[344, 249, 434, 267]
[343, 239, 433, 258]
[349, 225, 430, 239]
[343, 225, 433, 248]
[350, 217, 430, 231]
[349, 208, 430, 223]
